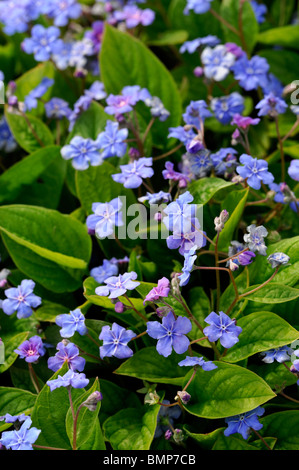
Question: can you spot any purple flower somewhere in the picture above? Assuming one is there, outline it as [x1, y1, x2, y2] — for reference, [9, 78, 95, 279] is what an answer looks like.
[236, 154, 274, 190]
[95, 271, 140, 299]
[47, 341, 85, 372]
[2, 279, 42, 319]
[22, 25, 63, 62]
[96, 120, 128, 159]
[260, 346, 293, 364]
[114, 5, 155, 28]
[203, 311, 242, 349]
[288, 160, 299, 182]
[143, 277, 170, 304]
[184, 0, 214, 15]
[267, 252, 290, 269]
[84, 81, 107, 101]
[146, 312, 192, 357]
[99, 323, 136, 359]
[0, 417, 41, 450]
[231, 55, 269, 91]
[90, 259, 119, 284]
[86, 198, 124, 239]
[211, 92, 244, 125]
[84, 21, 105, 54]
[231, 114, 260, 130]
[14, 335, 46, 363]
[105, 86, 150, 115]
[55, 309, 88, 338]
[244, 224, 268, 256]
[178, 356, 217, 371]
[183, 100, 212, 128]
[180, 35, 220, 54]
[224, 407, 265, 440]
[24, 78, 54, 111]
[47, 369, 89, 391]
[228, 250, 256, 271]
[201, 45, 235, 82]
[163, 191, 197, 234]
[112, 157, 154, 189]
[45, 98, 72, 120]
[256, 92, 288, 117]
[225, 43, 245, 59]
[162, 161, 191, 188]
[61, 136, 102, 171]
[178, 246, 198, 287]
[43, 0, 81, 27]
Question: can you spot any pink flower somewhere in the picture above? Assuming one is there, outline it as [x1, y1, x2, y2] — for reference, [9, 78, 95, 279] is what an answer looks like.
[143, 277, 170, 305]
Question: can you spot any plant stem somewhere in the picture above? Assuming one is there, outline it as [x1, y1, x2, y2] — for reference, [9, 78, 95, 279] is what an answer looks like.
[215, 232, 221, 312]
[142, 117, 155, 144]
[238, 0, 248, 54]
[21, 111, 45, 147]
[123, 294, 148, 322]
[274, 116, 286, 182]
[33, 444, 67, 450]
[279, 390, 299, 404]
[153, 143, 183, 161]
[210, 8, 240, 36]
[72, 403, 85, 451]
[183, 369, 197, 391]
[251, 429, 272, 450]
[28, 363, 41, 394]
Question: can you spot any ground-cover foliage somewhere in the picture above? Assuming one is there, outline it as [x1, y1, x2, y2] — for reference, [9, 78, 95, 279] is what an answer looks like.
[0, 0, 299, 452]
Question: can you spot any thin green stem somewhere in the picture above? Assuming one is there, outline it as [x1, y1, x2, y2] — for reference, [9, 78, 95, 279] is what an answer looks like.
[215, 232, 221, 312]
[28, 363, 41, 394]
[274, 116, 286, 182]
[123, 294, 148, 323]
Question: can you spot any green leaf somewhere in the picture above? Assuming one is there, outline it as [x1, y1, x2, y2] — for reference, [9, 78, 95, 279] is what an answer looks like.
[5, 108, 54, 153]
[103, 404, 161, 450]
[258, 25, 299, 50]
[0, 146, 61, 205]
[99, 379, 142, 425]
[31, 365, 84, 450]
[260, 411, 299, 450]
[147, 30, 188, 46]
[220, 0, 259, 54]
[243, 283, 299, 304]
[0, 205, 92, 293]
[188, 177, 235, 205]
[258, 49, 299, 85]
[100, 24, 182, 146]
[66, 378, 105, 450]
[184, 426, 224, 450]
[187, 287, 211, 347]
[0, 386, 36, 417]
[68, 101, 110, 141]
[0, 332, 29, 374]
[249, 361, 298, 389]
[212, 433, 262, 450]
[182, 362, 275, 418]
[224, 311, 299, 363]
[114, 346, 190, 385]
[34, 300, 68, 323]
[215, 188, 249, 251]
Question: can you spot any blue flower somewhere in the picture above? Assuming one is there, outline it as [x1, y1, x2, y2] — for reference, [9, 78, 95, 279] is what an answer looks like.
[256, 92, 288, 117]
[138, 191, 172, 205]
[183, 100, 212, 128]
[168, 126, 197, 147]
[86, 197, 124, 239]
[95, 272, 140, 299]
[52, 41, 73, 70]
[203, 311, 242, 348]
[0, 117, 17, 153]
[288, 160, 299, 182]
[22, 25, 63, 62]
[178, 356, 218, 370]
[112, 157, 154, 189]
[47, 369, 89, 391]
[231, 55, 269, 91]
[184, 149, 213, 178]
[14, 335, 46, 363]
[211, 92, 244, 125]
[267, 252, 290, 269]
[43, 0, 81, 27]
[224, 407, 265, 440]
[24, 77, 54, 111]
[146, 312, 192, 357]
[179, 246, 198, 286]
[61, 136, 102, 170]
[0, 413, 30, 424]
[201, 45, 235, 82]
[0, 417, 41, 450]
[155, 400, 181, 438]
[163, 191, 197, 234]
[167, 218, 206, 256]
[99, 323, 136, 359]
[84, 81, 107, 101]
[105, 85, 151, 115]
[180, 35, 220, 54]
[47, 341, 86, 372]
[144, 96, 170, 122]
[45, 98, 72, 120]
[96, 120, 128, 159]
[261, 73, 284, 97]
[210, 147, 238, 175]
[113, 5, 155, 28]
[184, 0, 214, 15]
[55, 309, 88, 338]
[251, 1, 267, 24]
[90, 259, 119, 284]
[68, 38, 94, 69]
[236, 154, 274, 190]
[260, 346, 293, 364]
[2, 280, 42, 319]
[243, 224, 268, 256]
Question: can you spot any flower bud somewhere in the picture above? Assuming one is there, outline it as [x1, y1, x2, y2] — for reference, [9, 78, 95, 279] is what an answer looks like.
[156, 306, 173, 318]
[164, 429, 172, 440]
[193, 66, 203, 78]
[173, 428, 185, 444]
[114, 301, 125, 313]
[82, 391, 103, 411]
[175, 390, 191, 404]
